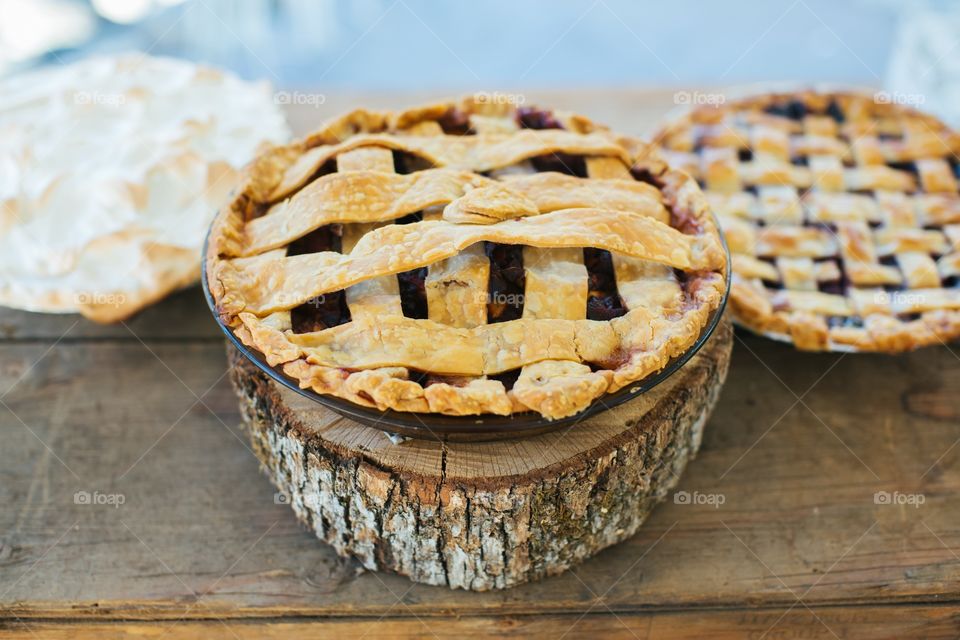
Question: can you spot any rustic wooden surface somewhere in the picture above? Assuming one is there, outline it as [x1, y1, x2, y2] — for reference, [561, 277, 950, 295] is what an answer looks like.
[1, 90, 959, 638]
[229, 319, 730, 591]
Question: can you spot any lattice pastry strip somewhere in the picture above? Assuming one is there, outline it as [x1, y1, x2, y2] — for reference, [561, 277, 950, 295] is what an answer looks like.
[521, 247, 588, 320]
[421, 265, 514, 414]
[337, 148, 404, 319]
[424, 244, 490, 328]
[808, 155, 844, 191]
[757, 186, 803, 224]
[509, 156, 631, 417]
[836, 223, 901, 287]
[483, 160, 601, 415]
[585, 157, 684, 315]
[218, 208, 712, 316]
[271, 130, 631, 201]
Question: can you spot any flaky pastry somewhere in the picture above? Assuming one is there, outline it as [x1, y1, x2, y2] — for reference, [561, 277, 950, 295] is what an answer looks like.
[208, 96, 727, 419]
[653, 89, 960, 352]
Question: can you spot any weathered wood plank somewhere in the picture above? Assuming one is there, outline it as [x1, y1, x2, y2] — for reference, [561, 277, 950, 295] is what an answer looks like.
[0, 286, 220, 341]
[1, 327, 959, 617]
[2, 604, 958, 639]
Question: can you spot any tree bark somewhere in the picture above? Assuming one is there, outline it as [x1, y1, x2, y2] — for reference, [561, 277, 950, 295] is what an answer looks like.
[229, 319, 732, 591]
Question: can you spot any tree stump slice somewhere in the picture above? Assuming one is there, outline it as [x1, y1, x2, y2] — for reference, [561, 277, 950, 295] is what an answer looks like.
[228, 318, 732, 591]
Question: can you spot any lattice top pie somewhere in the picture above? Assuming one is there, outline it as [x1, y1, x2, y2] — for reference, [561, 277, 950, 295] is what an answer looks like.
[206, 97, 727, 420]
[653, 90, 960, 352]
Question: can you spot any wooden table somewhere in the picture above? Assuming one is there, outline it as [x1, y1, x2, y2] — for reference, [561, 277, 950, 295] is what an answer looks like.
[2, 91, 959, 638]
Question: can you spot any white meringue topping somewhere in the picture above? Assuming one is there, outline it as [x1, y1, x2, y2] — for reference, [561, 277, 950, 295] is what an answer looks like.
[0, 54, 290, 321]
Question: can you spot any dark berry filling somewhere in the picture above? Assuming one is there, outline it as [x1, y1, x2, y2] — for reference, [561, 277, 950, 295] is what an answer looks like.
[818, 280, 845, 296]
[392, 150, 410, 174]
[408, 370, 430, 386]
[816, 257, 848, 297]
[394, 211, 423, 225]
[437, 108, 472, 135]
[485, 242, 525, 322]
[291, 292, 352, 333]
[392, 150, 432, 174]
[287, 225, 340, 256]
[294, 159, 336, 199]
[670, 202, 704, 235]
[764, 98, 807, 120]
[246, 197, 269, 221]
[584, 248, 627, 321]
[488, 369, 522, 391]
[288, 226, 351, 332]
[826, 100, 845, 123]
[804, 220, 836, 233]
[516, 106, 564, 130]
[887, 160, 917, 176]
[530, 153, 587, 177]
[630, 166, 662, 187]
[398, 267, 429, 318]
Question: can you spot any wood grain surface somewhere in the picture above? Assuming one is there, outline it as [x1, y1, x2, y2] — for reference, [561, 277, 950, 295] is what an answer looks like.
[2, 90, 959, 638]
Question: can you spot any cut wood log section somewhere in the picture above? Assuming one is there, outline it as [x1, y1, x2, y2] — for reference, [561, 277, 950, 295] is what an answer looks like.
[227, 318, 733, 591]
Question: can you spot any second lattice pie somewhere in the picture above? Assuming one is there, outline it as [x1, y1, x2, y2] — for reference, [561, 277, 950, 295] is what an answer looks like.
[655, 90, 960, 352]
[206, 97, 727, 420]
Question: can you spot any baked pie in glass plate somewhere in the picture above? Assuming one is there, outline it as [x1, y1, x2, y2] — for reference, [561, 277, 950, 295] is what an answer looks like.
[653, 89, 960, 352]
[205, 96, 728, 423]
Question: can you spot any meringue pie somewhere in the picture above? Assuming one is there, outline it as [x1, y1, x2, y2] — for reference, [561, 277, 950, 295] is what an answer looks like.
[0, 55, 289, 322]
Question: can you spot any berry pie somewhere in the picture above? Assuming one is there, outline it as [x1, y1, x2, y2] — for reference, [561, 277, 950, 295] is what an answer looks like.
[653, 89, 960, 351]
[207, 96, 727, 419]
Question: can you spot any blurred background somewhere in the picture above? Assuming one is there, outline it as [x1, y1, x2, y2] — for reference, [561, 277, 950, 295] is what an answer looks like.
[1, 0, 960, 123]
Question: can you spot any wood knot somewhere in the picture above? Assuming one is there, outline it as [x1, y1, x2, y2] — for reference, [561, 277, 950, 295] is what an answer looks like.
[0, 541, 15, 564]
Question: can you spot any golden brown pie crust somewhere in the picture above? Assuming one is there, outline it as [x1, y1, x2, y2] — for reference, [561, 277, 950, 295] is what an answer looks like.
[207, 96, 727, 419]
[653, 89, 960, 352]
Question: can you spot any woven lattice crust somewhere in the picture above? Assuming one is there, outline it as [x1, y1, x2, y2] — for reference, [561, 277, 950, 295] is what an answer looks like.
[208, 96, 727, 419]
[653, 89, 960, 352]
